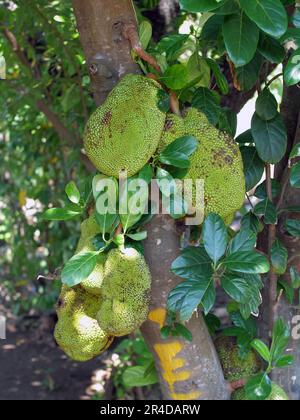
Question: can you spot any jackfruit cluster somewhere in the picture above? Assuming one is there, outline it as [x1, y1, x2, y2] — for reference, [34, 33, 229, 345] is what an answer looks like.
[96, 247, 151, 337]
[84, 74, 166, 178]
[54, 217, 152, 360]
[159, 108, 245, 224]
[215, 336, 262, 382]
[231, 383, 289, 400]
[54, 285, 113, 362]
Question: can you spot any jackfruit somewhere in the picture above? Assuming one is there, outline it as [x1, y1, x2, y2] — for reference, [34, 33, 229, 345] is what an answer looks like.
[96, 247, 151, 336]
[54, 285, 113, 362]
[84, 74, 166, 178]
[231, 383, 289, 400]
[215, 336, 262, 382]
[159, 108, 245, 224]
[75, 215, 105, 295]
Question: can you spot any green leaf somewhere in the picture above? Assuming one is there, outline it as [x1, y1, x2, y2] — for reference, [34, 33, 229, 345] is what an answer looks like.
[223, 251, 270, 274]
[160, 325, 172, 339]
[284, 219, 300, 237]
[245, 373, 272, 400]
[138, 164, 153, 185]
[271, 239, 288, 275]
[65, 181, 81, 204]
[179, 0, 227, 12]
[159, 135, 198, 168]
[202, 213, 228, 264]
[290, 161, 300, 188]
[61, 251, 99, 287]
[241, 212, 263, 234]
[156, 167, 177, 197]
[168, 277, 215, 320]
[239, 280, 263, 319]
[251, 112, 287, 164]
[270, 319, 290, 363]
[42, 207, 81, 221]
[156, 34, 189, 62]
[223, 11, 259, 67]
[240, 146, 265, 191]
[95, 211, 119, 234]
[228, 229, 257, 254]
[171, 246, 213, 280]
[205, 58, 229, 95]
[221, 275, 253, 303]
[163, 64, 189, 90]
[173, 323, 193, 342]
[157, 89, 170, 113]
[236, 129, 254, 145]
[290, 267, 300, 289]
[253, 198, 277, 225]
[254, 179, 280, 200]
[119, 178, 149, 232]
[255, 89, 278, 121]
[235, 54, 263, 91]
[284, 48, 300, 86]
[204, 313, 221, 336]
[258, 35, 285, 64]
[239, 0, 288, 38]
[192, 87, 221, 125]
[126, 231, 148, 241]
[251, 339, 271, 363]
[275, 355, 294, 368]
[278, 279, 294, 304]
[139, 20, 152, 50]
[123, 364, 158, 388]
[290, 142, 300, 159]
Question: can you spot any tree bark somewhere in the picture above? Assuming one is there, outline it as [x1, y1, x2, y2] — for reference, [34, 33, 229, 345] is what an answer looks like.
[72, 0, 229, 400]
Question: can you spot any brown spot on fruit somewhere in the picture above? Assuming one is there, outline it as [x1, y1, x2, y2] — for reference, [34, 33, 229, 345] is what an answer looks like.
[102, 111, 112, 125]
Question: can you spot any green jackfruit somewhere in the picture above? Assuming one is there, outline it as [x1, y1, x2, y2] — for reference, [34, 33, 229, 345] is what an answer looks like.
[159, 108, 245, 224]
[54, 285, 113, 362]
[96, 247, 151, 337]
[215, 336, 262, 382]
[75, 215, 105, 295]
[231, 383, 289, 400]
[84, 74, 166, 178]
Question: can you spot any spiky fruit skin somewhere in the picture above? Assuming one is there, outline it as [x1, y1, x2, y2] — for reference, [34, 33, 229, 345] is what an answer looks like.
[231, 383, 289, 400]
[75, 215, 105, 295]
[215, 336, 262, 382]
[54, 285, 113, 362]
[96, 247, 151, 337]
[159, 108, 245, 224]
[83, 74, 166, 178]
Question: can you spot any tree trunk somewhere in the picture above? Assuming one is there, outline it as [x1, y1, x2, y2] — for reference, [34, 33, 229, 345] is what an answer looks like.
[72, 0, 229, 400]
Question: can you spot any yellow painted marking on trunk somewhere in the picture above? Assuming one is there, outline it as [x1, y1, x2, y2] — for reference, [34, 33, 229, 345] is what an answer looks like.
[148, 308, 201, 400]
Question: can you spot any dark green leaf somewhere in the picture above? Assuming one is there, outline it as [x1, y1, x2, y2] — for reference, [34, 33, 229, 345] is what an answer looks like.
[284, 219, 300, 237]
[270, 319, 290, 363]
[223, 251, 270, 274]
[245, 373, 272, 401]
[61, 251, 99, 287]
[235, 54, 263, 91]
[254, 179, 280, 199]
[290, 267, 300, 289]
[205, 58, 229, 94]
[278, 279, 294, 304]
[157, 89, 171, 113]
[171, 245, 213, 280]
[255, 89, 278, 121]
[179, 0, 227, 12]
[241, 212, 263, 234]
[192, 87, 221, 125]
[290, 161, 300, 188]
[228, 229, 257, 254]
[254, 198, 277, 224]
[173, 323, 193, 342]
[159, 136, 199, 168]
[240, 146, 265, 191]
[236, 129, 254, 145]
[251, 112, 287, 164]
[289, 142, 300, 158]
[271, 239, 288, 275]
[284, 48, 300, 86]
[123, 364, 158, 388]
[156, 34, 189, 62]
[202, 213, 228, 264]
[221, 275, 253, 303]
[258, 35, 285, 63]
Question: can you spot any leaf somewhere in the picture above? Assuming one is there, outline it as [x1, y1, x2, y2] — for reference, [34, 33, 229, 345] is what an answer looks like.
[179, 0, 227, 12]
[192, 87, 221, 125]
[126, 231, 148, 241]
[61, 252, 99, 287]
[241, 212, 263, 234]
[221, 275, 253, 303]
[168, 277, 215, 320]
[254, 199, 277, 225]
[284, 48, 300, 86]
[235, 129, 254, 145]
[171, 245, 213, 280]
[123, 364, 158, 388]
[258, 35, 285, 64]
[42, 207, 81, 221]
[159, 135, 198, 168]
[139, 20, 152, 50]
[245, 373, 272, 401]
[240, 146, 265, 191]
[223, 251, 270, 274]
[228, 229, 257, 254]
[271, 239, 288, 275]
[255, 89, 278, 121]
[156, 167, 177, 197]
[223, 11, 259, 67]
[254, 179, 280, 200]
[205, 58, 229, 94]
[173, 323, 193, 342]
[204, 313, 221, 336]
[119, 178, 149, 232]
[251, 112, 287, 164]
[65, 181, 81, 204]
[156, 34, 189, 62]
[290, 142, 300, 158]
[239, 280, 263, 319]
[235, 54, 263, 91]
[290, 267, 300, 289]
[270, 319, 290, 363]
[251, 339, 271, 363]
[163, 64, 189, 90]
[278, 279, 294, 304]
[284, 219, 300, 237]
[202, 213, 228, 265]
[290, 161, 300, 188]
[275, 355, 294, 368]
[239, 0, 288, 38]
[138, 164, 153, 185]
